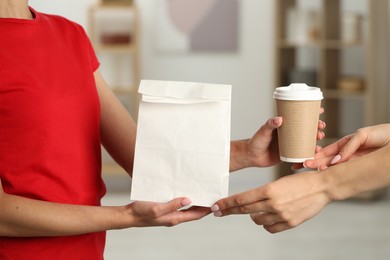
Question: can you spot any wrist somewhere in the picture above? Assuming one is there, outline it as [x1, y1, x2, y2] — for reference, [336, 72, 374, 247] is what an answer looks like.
[230, 139, 253, 172]
[320, 162, 355, 202]
[318, 169, 338, 203]
[113, 204, 137, 229]
[105, 205, 135, 230]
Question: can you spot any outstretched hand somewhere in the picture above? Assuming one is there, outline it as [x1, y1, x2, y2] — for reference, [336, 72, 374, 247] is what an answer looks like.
[305, 124, 390, 170]
[211, 171, 330, 233]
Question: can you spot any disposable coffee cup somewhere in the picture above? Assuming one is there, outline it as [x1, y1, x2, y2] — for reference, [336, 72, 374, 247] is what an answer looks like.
[273, 83, 323, 163]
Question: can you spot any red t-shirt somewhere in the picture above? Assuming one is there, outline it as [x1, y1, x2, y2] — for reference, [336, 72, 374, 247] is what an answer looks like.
[0, 7, 106, 259]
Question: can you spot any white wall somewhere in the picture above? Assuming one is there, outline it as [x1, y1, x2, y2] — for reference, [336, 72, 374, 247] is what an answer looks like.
[29, 0, 98, 27]
[138, 1, 275, 136]
[29, 0, 277, 189]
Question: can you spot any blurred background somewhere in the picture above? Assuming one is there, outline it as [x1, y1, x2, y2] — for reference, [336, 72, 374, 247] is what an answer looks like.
[29, 0, 390, 259]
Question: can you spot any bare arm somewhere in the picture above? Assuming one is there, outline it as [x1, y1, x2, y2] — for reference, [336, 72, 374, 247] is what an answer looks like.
[0, 181, 123, 237]
[0, 178, 209, 237]
[95, 70, 137, 175]
[323, 142, 390, 201]
[212, 138, 390, 233]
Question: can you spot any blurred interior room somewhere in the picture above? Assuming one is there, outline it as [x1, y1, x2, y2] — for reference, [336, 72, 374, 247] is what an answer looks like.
[28, 0, 390, 259]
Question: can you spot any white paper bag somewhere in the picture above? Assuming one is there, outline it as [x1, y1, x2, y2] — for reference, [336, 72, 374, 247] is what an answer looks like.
[130, 80, 231, 207]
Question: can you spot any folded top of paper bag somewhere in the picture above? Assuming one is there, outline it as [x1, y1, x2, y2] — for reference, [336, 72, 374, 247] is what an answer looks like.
[139, 80, 231, 102]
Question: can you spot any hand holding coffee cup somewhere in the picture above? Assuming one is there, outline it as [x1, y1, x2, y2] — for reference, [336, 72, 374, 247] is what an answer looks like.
[273, 83, 323, 163]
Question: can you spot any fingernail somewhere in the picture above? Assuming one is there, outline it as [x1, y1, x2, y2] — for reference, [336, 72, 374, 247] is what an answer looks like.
[211, 204, 220, 212]
[303, 161, 308, 168]
[273, 117, 282, 125]
[330, 155, 341, 165]
[181, 198, 192, 207]
[214, 211, 223, 217]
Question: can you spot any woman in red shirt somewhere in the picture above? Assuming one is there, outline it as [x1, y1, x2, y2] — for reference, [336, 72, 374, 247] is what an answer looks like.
[0, 0, 325, 259]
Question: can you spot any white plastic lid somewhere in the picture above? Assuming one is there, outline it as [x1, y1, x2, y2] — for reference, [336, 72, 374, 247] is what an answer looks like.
[273, 83, 323, 101]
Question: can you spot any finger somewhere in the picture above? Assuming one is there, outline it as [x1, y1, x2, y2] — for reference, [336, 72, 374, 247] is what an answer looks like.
[250, 212, 285, 226]
[181, 206, 211, 219]
[304, 156, 334, 169]
[262, 202, 319, 233]
[250, 212, 294, 233]
[318, 165, 328, 171]
[212, 187, 267, 213]
[316, 131, 325, 140]
[291, 163, 303, 170]
[213, 200, 271, 217]
[330, 133, 367, 164]
[318, 135, 353, 157]
[248, 117, 282, 149]
[158, 197, 192, 216]
[320, 107, 324, 115]
[159, 206, 211, 226]
[263, 222, 292, 233]
[318, 120, 326, 130]
[315, 145, 322, 153]
[304, 136, 353, 168]
[176, 207, 211, 222]
[302, 145, 323, 169]
[256, 117, 282, 137]
[182, 206, 211, 214]
[270, 117, 282, 128]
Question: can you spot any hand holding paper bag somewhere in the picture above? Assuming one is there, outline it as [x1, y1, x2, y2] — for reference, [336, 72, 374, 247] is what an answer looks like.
[131, 80, 231, 207]
[125, 197, 210, 227]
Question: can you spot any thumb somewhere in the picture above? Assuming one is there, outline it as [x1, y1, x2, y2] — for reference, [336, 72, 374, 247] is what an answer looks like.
[255, 117, 282, 138]
[159, 197, 192, 215]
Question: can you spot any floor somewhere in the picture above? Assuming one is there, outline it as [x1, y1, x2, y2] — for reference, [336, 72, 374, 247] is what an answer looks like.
[101, 169, 390, 260]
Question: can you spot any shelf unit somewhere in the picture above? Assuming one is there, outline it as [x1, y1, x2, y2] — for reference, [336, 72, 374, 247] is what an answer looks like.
[88, 0, 141, 175]
[274, 0, 388, 199]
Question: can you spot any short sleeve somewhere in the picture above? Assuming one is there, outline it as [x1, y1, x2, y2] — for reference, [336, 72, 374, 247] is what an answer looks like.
[78, 26, 100, 72]
[85, 34, 100, 72]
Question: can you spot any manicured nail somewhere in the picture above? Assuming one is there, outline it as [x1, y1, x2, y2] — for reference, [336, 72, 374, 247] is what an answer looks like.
[181, 198, 192, 207]
[302, 161, 308, 168]
[211, 204, 220, 212]
[291, 163, 303, 170]
[214, 211, 223, 217]
[330, 155, 341, 165]
[273, 117, 282, 125]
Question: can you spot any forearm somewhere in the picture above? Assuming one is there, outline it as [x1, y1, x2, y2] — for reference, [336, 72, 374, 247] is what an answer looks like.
[95, 71, 136, 175]
[323, 145, 390, 201]
[99, 86, 136, 175]
[0, 193, 127, 237]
